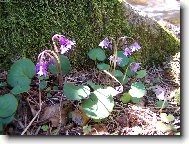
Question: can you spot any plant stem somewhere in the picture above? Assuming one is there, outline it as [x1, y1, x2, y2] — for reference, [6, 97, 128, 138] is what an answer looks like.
[53, 44, 63, 88]
[122, 66, 129, 85]
[159, 99, 166, 113]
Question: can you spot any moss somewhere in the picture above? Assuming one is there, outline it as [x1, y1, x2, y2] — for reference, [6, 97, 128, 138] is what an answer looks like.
[0, 0, 180, 70]
[0, 0, 131, 69]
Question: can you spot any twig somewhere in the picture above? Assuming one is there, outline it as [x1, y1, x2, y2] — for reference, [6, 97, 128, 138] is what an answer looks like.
[21, 81, 42, 135]
[34, 126, 41, 135]
[54, 96, 63, 135]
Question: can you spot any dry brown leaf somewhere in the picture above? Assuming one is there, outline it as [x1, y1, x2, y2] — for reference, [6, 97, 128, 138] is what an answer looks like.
[29, 104, 38, 117]
[39, 103, 72, 127]
[72, 106, 90, 126]
[90, 124, 108, 135]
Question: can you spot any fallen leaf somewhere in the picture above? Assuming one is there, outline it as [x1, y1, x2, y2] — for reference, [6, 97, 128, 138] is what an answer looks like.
[39, 103, 72, 127]
[29, 104, 38, 117]
[91, 124, 108, 135]
[71, 107, 90, 126]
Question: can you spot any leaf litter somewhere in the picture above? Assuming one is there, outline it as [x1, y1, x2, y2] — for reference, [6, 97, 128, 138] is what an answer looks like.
[0, 63, 180, 135]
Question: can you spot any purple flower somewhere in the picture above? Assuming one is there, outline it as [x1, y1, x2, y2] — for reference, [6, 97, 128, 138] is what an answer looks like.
[109, 55, 122, 64]
[50, 58, 55, 65]
[129, 42, 141, 52]
[36, 61, 48, 76]
[130, 62, 140, 72]
[124, 47, 132, 56]
[117, 57, 122, 64]
[99, 38, 112, 49]
[52, 34, 76, 54]
[153, 86, 165, 100]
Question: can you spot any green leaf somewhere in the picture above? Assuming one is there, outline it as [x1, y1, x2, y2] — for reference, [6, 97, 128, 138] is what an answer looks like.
[82, 87, 115, 119]
[113, 70, 123, 78]
[11, 85, 30, 95]
[129, 82, 146, 98]
[0, 114, 15, 125]
[0, 94, 18, 118]
[63, 83, 91, 100]
[88, 48, 106, 61]
[131, 97, 141, 103]
[47, 93, 52, 98]
[160, 113, 175, 123]
[41, 125, 49, 132]
[103, 86, 119, 97]
[37, 75, 49, 80]
[136, 70, 147, 78]
[86, 80, 103, 91]
[117, 75, 128, 85]
[46, 87, 51, 91]
[83, 125, 92, 135]
[117, 51, 129, 67]
[0, 82, 7, 87]
[7, 58, 35, 87]
[53, 86, 59, 90]
[0, 121, 3, 134]
[156, 121, 173, 132]
[126, 68, 136, 77]
[39, 80, 47, 89]
[49, 55, 71, 76]
[97, 63, 110, 71]
[121, 93, 132, 104]
[156, 100, 168, 108]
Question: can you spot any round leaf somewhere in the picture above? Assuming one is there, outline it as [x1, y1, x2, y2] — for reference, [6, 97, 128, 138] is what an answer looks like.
[0, 82, 7, 87]
[0, 121, 2, 133]
[41, 125, 49, 132]
[0, 114, 15, 125]
[11, 85, 30, 95]
[156, 100, 168, 108]
[86, 80, 103, 91]
[97, 63, 110, 71]
[117, 76, 128, 85]
[63, 83, 91, 100]
[39, 80, 47, 90]
[49, 55, 71, 76]
[117, 51, 129, 67]
[121, 93, 131, 104]
[47, 93, 52, 98]
[160, 113, 175, 123]
[82, 87, 115, 119]
[131, 97, 141, 103]
[88, 48, 106, 61]
[113, 70, 123, 78]
[126, 68, 136, 77]
[129, 82, 146, 98]
[0, 94, 18, 118]
[53, 86, 59, 90]
[156, 122, 173, 132]
[7, 58, 35, 87]
[136, 70, 147, 78]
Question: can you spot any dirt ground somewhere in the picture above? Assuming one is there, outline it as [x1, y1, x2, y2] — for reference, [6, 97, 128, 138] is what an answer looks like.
[0, 62, 180, 135]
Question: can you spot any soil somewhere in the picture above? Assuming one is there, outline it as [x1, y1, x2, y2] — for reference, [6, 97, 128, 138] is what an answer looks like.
[0, 63, 180, 135]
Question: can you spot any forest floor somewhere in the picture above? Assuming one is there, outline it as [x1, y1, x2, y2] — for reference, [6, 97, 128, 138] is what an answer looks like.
[0, 60, 180, 135]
